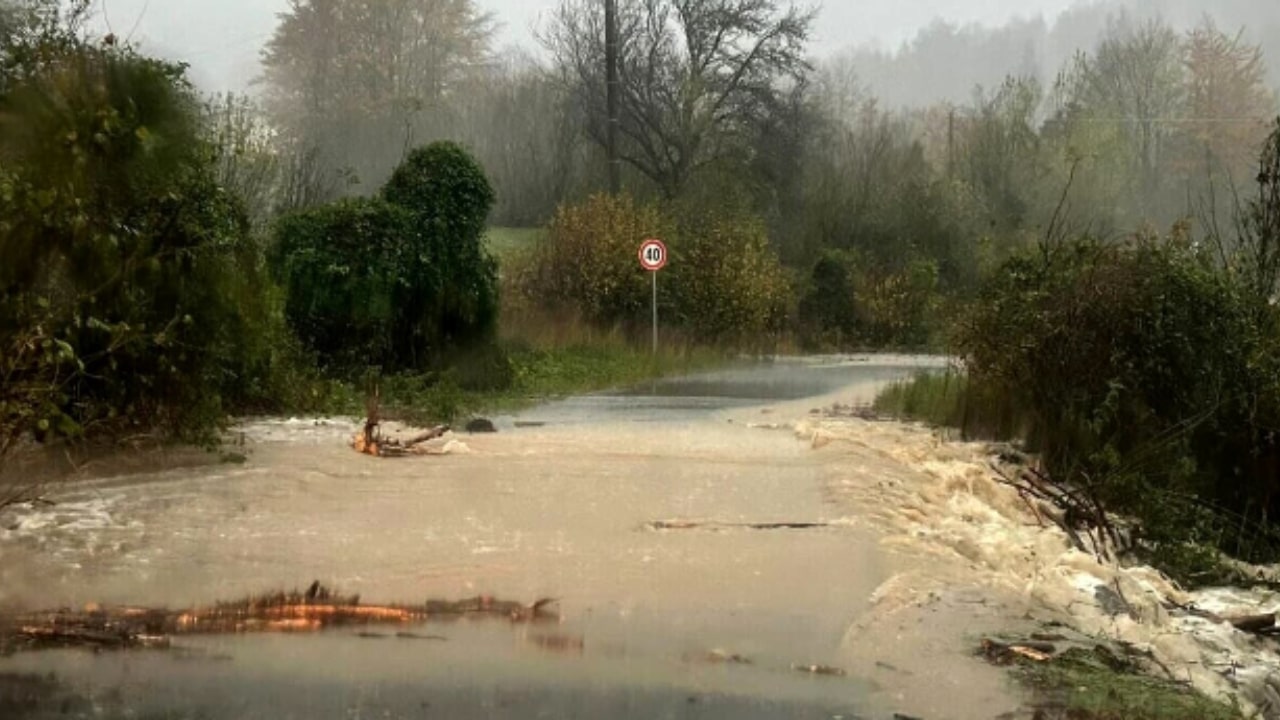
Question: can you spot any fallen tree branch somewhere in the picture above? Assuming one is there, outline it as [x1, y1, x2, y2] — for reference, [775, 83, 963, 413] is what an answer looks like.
[0, 583, 559, 654]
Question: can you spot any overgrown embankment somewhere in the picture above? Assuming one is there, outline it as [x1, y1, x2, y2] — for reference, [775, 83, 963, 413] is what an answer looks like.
[875, 118, 1280, 586]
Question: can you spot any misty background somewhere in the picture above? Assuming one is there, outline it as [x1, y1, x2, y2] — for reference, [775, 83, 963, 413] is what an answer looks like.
[94, 0, 1280, 105]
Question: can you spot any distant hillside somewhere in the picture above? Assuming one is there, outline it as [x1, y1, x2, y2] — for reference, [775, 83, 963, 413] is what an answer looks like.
[838, 0, 1280, 109]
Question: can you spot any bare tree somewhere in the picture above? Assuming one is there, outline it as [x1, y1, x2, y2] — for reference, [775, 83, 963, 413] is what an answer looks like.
[544, 0, 815, 199]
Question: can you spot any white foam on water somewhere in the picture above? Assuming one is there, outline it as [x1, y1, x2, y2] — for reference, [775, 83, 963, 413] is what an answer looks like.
[803, 415, 1280, 718]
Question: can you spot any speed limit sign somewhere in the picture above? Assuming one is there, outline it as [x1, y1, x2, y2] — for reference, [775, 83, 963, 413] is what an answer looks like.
[638, 238, 668, 272]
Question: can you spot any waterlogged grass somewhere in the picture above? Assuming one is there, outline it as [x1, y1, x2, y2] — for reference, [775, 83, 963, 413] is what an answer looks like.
[1016, 648, 1242, 720]
[366, 342, 724, 426]
[872, 370, 968, 427]
[872, 370, 1029, 441]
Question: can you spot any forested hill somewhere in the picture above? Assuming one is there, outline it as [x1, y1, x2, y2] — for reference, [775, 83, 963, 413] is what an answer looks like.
[845, 0, 1280, 108]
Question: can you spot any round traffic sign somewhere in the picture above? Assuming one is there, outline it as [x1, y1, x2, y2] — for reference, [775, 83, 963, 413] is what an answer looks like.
[638, 238, 668, 272]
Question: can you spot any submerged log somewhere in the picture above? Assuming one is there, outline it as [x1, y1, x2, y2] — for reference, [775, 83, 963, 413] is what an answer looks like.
[0, 583, 559, 654]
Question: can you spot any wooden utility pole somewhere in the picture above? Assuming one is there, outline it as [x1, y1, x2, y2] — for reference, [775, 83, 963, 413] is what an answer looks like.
[947, 106, 956, 180]
[605, 0, 622, 194]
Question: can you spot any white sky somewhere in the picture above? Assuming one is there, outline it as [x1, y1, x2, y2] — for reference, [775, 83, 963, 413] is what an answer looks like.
[88, 0, 1082, 92]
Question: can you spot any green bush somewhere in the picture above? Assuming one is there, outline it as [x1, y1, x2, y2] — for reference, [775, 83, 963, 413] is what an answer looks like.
[798, 249, 860, 348]
[512, 194, 668, 328]
[512, 194, 791, 346]
[667, 210, 792, 346]
[270, 141, 500, 373]
[955, 232, 1280, 576]
[269, 199, 415, 369]
[0, 32, 271, 447]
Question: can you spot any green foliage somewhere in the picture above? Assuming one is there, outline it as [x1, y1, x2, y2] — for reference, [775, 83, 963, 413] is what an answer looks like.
[512, 194, 791, 346]
[383, 142, 496, 244]
[0, 27, 272, 448]
[666, 209, 792, 346]
[270, 141, 499, 373]
[798, 249, 942, 349]
[512, 194, 668, 328]
[873, 371, 969, 428]
[952, 228, 1280, 578]
[270, 198, 416, 368]
[1015, 647, 1243, 720]
[798, 250, 859, 348]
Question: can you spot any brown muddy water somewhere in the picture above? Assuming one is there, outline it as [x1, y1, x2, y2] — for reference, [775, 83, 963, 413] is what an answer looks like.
[0, 356, 949, 720]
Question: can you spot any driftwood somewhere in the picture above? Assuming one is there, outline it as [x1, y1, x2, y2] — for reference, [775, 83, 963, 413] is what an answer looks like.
[351, 386, 451, 457]
[0, 583, 559, 655]
[989, 459, 1123, 563]
[792, 663, 848, 677]
[353, 420, 450, 458]
[645, 520, 829, 532]
[981, 638, 1057, 665]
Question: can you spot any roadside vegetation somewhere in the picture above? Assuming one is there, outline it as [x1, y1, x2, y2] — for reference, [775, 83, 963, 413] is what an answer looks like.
[1015, 647, 1243, 720]
[4, 0, 1280, 599]
[877, 120, 1280, 588]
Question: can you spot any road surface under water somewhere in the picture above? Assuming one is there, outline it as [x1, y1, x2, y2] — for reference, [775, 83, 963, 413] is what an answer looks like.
[0, 355, 946, 720]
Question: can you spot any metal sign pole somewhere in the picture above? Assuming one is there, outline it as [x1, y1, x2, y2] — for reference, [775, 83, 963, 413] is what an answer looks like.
[652, 270, 658, 356]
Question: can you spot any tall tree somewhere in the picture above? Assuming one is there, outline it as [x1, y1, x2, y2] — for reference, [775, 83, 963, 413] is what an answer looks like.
[1177, 18, 1275, 185]
[1073, 17, 1185, 220]
[260, 0, 491, 203]
[545, 0, 815, 199]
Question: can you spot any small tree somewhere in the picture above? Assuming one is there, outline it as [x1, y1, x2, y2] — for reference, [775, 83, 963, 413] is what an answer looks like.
[271, 141, 498, 372]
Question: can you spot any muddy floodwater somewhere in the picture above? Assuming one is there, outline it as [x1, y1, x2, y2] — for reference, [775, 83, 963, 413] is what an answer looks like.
[1, 356, 951, 720]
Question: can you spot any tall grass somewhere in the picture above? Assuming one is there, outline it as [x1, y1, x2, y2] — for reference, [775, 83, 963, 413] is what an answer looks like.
[873, 370, 1028, 442]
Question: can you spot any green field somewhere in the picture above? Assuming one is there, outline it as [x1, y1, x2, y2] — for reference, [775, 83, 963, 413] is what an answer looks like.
[484, 227, 543, 261]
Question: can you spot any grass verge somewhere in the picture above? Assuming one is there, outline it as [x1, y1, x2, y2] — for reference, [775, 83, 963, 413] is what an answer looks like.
[294, 341, 725, 428]
[1014, 647, 1242, 720]
[872, 370, 968, 427]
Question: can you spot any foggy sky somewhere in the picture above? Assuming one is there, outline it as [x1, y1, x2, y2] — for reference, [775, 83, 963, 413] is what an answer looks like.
[89, 0, 1081, 93]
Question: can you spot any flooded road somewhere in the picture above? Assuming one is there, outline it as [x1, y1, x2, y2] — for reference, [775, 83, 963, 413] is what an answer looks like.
[0, 356, 952, 720]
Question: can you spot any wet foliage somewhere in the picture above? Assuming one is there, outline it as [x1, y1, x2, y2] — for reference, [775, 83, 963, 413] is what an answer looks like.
[0, 2, 282, 452]
[509, 194, 790, 348]
[1015, 646, 1243, 720]
[270, 142, 499, 374]
[877, 121, 1280, 585]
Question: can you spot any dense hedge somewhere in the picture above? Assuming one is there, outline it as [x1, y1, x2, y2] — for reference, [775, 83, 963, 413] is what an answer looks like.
[956, 231, 1280, 576]
[1, 37, 270, 447]
[270, 142, 499, 372]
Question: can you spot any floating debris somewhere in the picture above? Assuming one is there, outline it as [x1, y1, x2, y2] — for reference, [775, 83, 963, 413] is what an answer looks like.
[685, 648, 752, 665]
[526, 633, 585, 655]
[981, 638, 1056, 665]
[792, 663, 847, 677]
[645, 519, 829, 532]
[0, 583, 559, 655]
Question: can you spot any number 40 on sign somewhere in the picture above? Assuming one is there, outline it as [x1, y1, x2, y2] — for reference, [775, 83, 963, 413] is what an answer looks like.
[638, 238, 667, 271]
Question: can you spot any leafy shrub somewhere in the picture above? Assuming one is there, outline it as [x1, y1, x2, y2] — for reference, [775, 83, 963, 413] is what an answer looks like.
[270, 141, 499, 373]
[956, 232, 1280, 575]
[383, 142, 500, 355]
[667, 210, 792, 346]
[512, 193, 792, 346]
[512, 194, 668, 328]
[269, 199, 416, 369]
[0, 33, 269, 447]
[798, 249, 941, 350]
[798, 249, 860, 348]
